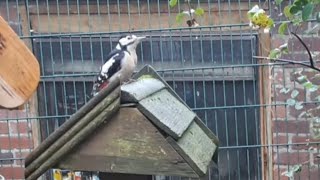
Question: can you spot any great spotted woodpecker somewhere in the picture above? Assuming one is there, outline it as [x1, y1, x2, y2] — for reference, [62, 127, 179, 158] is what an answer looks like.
[91, 35, 145, 96]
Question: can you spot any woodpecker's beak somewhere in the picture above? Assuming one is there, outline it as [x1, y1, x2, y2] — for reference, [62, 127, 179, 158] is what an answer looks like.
[136, 36, 146, 41]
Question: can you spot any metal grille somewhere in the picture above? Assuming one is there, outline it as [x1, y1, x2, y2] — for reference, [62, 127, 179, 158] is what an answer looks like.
[0, 0, 319, 180]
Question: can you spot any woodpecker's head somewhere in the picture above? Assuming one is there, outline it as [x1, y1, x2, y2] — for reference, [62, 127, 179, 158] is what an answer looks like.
[117, 35, 146, 51]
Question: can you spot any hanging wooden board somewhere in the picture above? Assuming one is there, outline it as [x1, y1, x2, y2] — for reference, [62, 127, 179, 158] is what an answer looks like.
[0, 16, 40, 108]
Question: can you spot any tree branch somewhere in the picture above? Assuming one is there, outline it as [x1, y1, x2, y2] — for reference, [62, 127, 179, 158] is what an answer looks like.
[290, 32, 314, 68]
[253, 56, 320, 72]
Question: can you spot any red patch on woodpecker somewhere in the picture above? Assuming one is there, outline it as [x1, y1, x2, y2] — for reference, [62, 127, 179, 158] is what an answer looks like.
[99, 81, 109, 91]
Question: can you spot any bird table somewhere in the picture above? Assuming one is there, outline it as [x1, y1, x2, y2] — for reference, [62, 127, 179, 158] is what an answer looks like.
[25, 65, 219, 180]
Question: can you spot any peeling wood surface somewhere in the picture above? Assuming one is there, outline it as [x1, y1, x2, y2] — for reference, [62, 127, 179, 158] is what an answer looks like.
[121, 78, 165, 103]
[138, 89, 195, 140]
[58, 108, 198, 178]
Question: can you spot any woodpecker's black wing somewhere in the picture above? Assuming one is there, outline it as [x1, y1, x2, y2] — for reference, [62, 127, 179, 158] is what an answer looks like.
[95, 50, 125, 84]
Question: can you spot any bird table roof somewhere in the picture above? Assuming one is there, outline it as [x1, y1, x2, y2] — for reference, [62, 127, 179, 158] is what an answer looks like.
[25, 65, 219, 180]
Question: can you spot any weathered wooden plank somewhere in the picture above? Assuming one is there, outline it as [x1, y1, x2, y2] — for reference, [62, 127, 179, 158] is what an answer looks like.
[138, 89, 195, 139]
[26, 98, 121, 180]
[167, 121, 217, 176]
[30, 11, 251, 33]
[57, 108, 198, 178]
[121, 78, 165, 103]
[25, 87, 120, 178]
[193, 116, 219, 163]
[258, 29, 273, 180]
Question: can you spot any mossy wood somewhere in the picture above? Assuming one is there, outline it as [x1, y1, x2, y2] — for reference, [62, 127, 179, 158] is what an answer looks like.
[138, 89, 196, 140]
[57, 108, 199, 178]
[120, 78, 165, 103]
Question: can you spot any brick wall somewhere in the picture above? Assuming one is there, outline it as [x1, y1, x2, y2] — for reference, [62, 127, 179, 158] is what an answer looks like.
[271, 29, 320, 179]
[0, 2, 35, 180]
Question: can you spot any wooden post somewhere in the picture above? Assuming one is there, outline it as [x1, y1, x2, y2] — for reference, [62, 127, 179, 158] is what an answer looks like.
[18, 1, 42, 155]
[258, 29, 273, 180]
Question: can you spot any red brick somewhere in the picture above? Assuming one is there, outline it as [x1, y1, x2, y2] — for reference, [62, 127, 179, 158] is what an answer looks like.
[275, 152, 310, 165]
[281, 53, 310, 62]
[273, 120, 309, 134]
[0, 2, 18, 21]
[0, 110, 26, 121]
[13, 151, 31, 165]
[289, 103, 318, 118]
[0, 152, 13, 165]
[0, 136, 33, 150]
[0, 121, 9, 134]
[273, 135, 290, 144]
[9, 121, 30, 134]
[294, 166, 320, 180]
[272, 106, 287, 119]
[288, 37, 320, 52]
[271, 36, 287, 49]
[0, 167, 24, 179]
[292, 136, 320, 150]
[274, 87, 305, 102]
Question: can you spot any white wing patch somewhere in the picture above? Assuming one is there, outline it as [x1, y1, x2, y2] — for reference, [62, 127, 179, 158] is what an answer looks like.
[100, 53, 119, 78]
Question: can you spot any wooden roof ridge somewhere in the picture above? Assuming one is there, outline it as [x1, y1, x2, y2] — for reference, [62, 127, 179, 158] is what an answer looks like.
[130, 65, 219, 146]
[25, 78, 121, 180]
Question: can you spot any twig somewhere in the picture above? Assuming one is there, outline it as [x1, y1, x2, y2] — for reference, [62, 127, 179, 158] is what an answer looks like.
[253, 56, 320, 72]
[290, 32, 314, 68]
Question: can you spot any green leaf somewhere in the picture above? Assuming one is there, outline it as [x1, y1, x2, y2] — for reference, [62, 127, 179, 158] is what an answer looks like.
[267, 18, 275, 28]
[290, 5, 300, 14]
[309, 84, 319, 92]
[287, 98, 296, 106]
[294, 0, 308, 8]
[278, 22, 288, 35]
[269, 49, 281, 59]
[291, 164, 302, 173]
[175, 13, 185, 24]
[303, 81, 313, 89]
[280, 87, 290, 94]
[169, 0, 178, 7]
[302, 3, 314, 21]
[295, 101, 304, 110]
[297, 75, 307, 82]
[275, 0, 283, 5]
[316, 12, 320, 22]
[195, 7, 205, 16]
[291, 89, 300, 98]
[284, 6, 293, 19]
